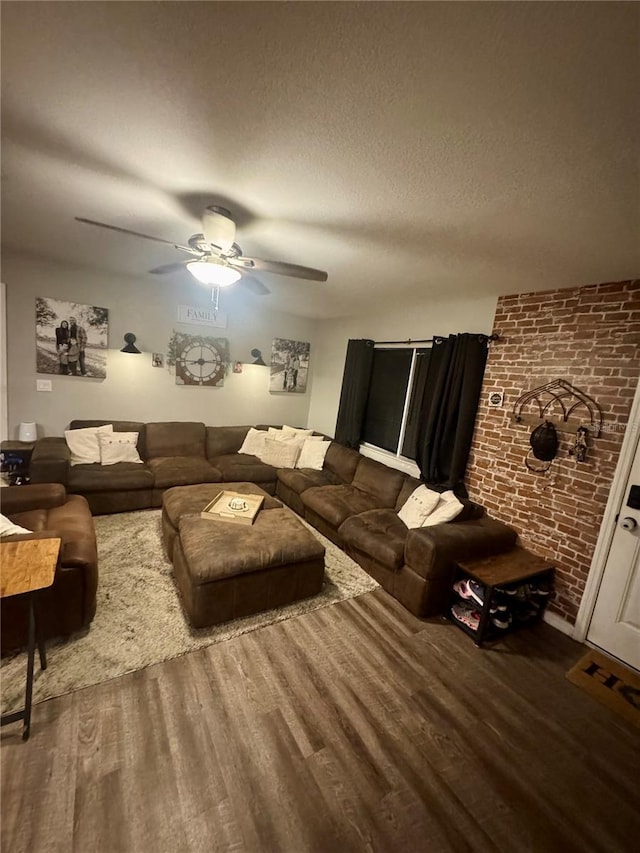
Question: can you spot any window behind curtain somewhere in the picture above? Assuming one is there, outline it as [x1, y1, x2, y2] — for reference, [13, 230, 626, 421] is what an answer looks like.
[362, 346, 431, 460]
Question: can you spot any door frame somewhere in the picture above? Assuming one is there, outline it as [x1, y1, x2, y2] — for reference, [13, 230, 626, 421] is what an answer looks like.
[574, 376, 640, 643]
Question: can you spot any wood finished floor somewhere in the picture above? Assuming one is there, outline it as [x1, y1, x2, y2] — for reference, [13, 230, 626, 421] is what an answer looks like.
[1, 588, 638, 853]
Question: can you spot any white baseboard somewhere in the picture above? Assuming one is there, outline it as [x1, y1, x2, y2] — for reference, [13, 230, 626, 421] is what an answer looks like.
[543, 609, 574, 638]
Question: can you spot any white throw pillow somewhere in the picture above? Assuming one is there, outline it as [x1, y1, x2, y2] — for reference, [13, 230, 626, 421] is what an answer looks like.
[65, 424, 114, 466]
[238, 428, 268, 457]
[282, 425, 314, 438]
[296, 438, 330, 471]
[258, 436, 303, 468]
[0, 513, 32, 537]
[267, 427, 286, 440]
[421, 490, 465, 527]
[99, 432, 142, 465]
[397, 485, 441, 529]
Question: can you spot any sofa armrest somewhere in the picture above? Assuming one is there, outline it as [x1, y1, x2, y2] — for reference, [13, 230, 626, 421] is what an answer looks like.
[1, 483, 67, 515]
[29, 437, 71, 486]
[404, 516, 517, 581]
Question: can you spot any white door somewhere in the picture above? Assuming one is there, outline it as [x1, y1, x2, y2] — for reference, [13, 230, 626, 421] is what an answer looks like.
[587, 430, 640, 670]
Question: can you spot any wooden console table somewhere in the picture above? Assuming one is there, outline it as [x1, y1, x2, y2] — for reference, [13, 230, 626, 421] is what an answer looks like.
[1, 537, 60, 740]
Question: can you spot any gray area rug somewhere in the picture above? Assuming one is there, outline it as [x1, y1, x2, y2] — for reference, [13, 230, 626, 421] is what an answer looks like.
[1, 509, 378, 714]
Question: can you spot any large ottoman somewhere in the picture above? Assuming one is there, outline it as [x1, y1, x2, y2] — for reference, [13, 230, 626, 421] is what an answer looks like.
[162, 483, 326, 628]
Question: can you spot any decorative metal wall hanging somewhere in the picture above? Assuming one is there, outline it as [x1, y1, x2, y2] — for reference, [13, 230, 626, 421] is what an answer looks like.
[512, 379, 603, 437]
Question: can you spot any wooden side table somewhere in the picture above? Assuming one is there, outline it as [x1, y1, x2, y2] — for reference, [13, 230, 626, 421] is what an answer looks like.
[1, 537, 61, 740]
[452, 547, 555, 647]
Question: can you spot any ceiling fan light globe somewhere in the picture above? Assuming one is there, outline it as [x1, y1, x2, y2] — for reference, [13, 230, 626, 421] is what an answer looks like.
[186, 260, 242, 287]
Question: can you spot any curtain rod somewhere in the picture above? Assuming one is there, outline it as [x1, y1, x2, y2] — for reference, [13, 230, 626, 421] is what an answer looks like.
[373, 334, 500, 345]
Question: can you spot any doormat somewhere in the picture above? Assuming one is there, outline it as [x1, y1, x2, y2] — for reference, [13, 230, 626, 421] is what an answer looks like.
[566, 648, 640, 730]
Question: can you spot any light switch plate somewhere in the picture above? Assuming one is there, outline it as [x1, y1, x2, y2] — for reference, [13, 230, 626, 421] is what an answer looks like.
[36, 379, 52, 392]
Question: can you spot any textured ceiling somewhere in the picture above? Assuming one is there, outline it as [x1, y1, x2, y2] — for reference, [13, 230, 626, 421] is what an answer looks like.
[1, 2, 638, 319]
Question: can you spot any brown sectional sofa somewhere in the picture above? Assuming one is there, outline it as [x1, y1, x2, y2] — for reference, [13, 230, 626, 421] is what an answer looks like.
[28, 419, 517, 620]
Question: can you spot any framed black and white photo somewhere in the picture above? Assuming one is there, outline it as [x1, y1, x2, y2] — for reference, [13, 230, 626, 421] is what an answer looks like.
[269, 338, 310, 393]
[36, 297, 108, 378]
[152, 353, 164, 368]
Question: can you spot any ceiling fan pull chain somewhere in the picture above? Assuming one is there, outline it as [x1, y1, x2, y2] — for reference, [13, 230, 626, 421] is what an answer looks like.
[211, 285, 220, 317]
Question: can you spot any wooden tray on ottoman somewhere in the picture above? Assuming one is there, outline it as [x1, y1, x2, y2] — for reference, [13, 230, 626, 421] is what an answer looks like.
[201, 490, 264, 525]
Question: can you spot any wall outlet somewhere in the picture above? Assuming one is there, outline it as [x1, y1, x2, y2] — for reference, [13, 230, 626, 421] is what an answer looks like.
[36, 379, 52, 392]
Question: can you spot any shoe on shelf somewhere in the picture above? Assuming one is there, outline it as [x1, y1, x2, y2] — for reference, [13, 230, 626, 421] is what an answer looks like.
[453, 579, 507, 613]
[499, 585, 527, 601]
[491, 610, 512, 630]
[451, 602, 481, 632]
[524, 582, 551, 597]
[453, 579, 472, 599]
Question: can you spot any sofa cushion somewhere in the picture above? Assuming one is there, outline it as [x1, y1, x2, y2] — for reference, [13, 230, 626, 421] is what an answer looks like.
[210, 453, 277, 485]
[146, 422, 206, 459]
[302, 484, 384, 530]
[70, 420, 146, 458]
[352, 456, 406, 508]
[277, 467, 341, 495]
[206, 426, 252, 459]
[323, 443, 361, 484]
[177, 508, 324, 583]
[340, 508, 408, 571]
[147, 457, 221, 489]
[69, 462, 155, 493]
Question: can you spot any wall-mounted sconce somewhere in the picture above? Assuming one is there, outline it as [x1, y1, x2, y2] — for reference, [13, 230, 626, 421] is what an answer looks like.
[251, 348, 267, 366]
[121, 333, 141, 354]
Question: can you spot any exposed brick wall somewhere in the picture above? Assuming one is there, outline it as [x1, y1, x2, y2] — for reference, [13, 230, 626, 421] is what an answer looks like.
[466, 280, 640, 623]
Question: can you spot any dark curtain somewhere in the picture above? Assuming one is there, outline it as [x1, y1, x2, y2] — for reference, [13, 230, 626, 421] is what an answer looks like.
[415, 333, 489, 493]
[334, 339, 375, 448]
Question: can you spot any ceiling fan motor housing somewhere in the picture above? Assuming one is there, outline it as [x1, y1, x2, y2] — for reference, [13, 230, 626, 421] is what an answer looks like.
[203, 206, 236, 253]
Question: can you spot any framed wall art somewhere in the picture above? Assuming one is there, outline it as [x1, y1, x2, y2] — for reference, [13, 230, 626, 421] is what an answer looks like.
[269, 338, 310, 394]
[36, 297, 108, 379]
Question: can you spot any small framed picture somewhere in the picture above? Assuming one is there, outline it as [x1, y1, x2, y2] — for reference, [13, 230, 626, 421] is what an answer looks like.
[152, 353, 164, 368]
[233, 361, 243, 374]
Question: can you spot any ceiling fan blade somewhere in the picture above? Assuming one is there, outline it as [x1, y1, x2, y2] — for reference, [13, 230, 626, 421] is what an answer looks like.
[148, 261, 191, 275]
[230, 256, 328, 282]
[75, 217, 201, 256]
[239, 273, 271, 296]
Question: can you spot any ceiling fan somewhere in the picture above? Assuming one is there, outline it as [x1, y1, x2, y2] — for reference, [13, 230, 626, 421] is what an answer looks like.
[75, 206, 328, 296]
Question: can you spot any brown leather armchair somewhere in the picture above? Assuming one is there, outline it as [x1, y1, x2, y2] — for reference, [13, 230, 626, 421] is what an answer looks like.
[1, 484, 98, 653]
